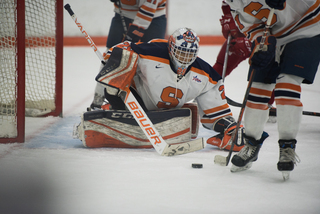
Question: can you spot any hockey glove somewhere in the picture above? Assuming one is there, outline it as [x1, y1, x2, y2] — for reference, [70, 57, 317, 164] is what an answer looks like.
[249, 35, 276, 71]
[209, 116, 245, 151]
[229, 37, 252, 59]
[266, 0, 286, 10]
[213, 38, 248, 77]
[124, 23, 145, 43]
[220, 14, 242, 39]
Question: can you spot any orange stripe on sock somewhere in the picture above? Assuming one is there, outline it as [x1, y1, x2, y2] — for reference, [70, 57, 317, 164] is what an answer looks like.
[246, 101, 269, 110]
[275, 83, 301, 92]
[275, 98, 303, 107]
[250, 87, 273, 97]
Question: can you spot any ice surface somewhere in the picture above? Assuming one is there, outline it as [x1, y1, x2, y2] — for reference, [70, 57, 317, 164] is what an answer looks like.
[1, 0, 320, 212]
[1, 45, 319, 214]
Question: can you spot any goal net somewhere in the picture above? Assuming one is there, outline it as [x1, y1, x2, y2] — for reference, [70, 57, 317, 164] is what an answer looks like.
[0, 0, 63, 143]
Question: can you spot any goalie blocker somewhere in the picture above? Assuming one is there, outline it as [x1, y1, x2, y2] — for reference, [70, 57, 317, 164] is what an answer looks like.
[73, 103, 199, 148]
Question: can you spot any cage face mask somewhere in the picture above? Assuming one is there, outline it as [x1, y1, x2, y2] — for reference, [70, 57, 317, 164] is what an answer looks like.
[168, 28, 200, 79]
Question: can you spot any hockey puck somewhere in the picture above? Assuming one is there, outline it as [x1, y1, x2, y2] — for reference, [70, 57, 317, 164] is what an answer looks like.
[192, 163, 203, 168]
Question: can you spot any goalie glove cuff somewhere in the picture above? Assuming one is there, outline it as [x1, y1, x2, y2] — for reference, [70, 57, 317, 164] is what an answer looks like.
[211, 116, 245, 151]
[212, 116, 236, 134]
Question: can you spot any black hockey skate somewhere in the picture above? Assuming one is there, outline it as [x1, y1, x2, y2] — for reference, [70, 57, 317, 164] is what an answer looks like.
[277, 139, 300, 180]
[230, 131, 269, 172]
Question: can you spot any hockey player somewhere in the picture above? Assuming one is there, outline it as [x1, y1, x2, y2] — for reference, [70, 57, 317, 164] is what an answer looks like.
[107, 0, 167, 47]
[79, 27, 246, 151]
[91, 0, 167, 109]
[226, 0, 320, 178]
[213, 1, 252, 78]
[213, 1, 276, 108]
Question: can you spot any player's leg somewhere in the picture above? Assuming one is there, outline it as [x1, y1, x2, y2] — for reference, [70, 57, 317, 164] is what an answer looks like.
[74, 107, 198, 148]
[90, 83, 106, 109]
[276, 35, 320, 176]
[106, 13, 132, 48]
[230, 62, 278, 171]
[230, 82, 272, 171]
[141, 15, 167, 42]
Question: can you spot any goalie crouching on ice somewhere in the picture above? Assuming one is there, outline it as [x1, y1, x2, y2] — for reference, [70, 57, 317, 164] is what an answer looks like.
[74, 27, 250, 151]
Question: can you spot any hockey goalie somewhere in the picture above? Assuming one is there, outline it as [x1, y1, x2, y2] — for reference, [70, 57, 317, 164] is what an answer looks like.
[73, 27, 246, 152]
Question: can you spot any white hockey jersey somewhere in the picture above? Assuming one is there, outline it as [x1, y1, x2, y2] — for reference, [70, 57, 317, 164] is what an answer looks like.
[226, 0, 320, 47]
[106, 40, 232, 129]
[113, 0, 166, 30]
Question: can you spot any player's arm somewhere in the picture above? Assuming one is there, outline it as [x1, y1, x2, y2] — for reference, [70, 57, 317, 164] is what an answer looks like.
[213, 1, 251, 77]
[195, 80, 245, 151]
[124, 0, 161, 43]
[213, 37, 251, 77]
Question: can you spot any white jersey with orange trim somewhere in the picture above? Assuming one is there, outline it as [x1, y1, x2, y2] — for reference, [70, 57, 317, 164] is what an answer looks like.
[107, 39, 232, 128]
[114, 0, 166, 30]
[226, 0, 320, 47]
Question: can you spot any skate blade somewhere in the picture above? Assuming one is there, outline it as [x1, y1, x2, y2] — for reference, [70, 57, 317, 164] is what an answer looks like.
[282, 171, 290, 180]
[230, 162, 253, 172]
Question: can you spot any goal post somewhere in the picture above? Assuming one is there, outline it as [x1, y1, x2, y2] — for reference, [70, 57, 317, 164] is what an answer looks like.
[0, 0, 63, 143]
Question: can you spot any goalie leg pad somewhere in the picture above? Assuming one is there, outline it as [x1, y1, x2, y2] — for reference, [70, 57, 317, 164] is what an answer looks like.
[95, 47, 138, 94]
[76, 108, 196, 148]
[182, 102, 200, 139]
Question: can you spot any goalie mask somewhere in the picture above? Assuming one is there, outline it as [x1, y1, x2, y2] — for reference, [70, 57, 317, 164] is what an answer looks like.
[168, 27, 200, 79]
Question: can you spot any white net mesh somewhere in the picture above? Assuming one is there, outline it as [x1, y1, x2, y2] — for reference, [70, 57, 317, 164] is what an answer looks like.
[0, 0, 59, 138]
[25, 0, 56, 112]
[0, 0, 18, 137]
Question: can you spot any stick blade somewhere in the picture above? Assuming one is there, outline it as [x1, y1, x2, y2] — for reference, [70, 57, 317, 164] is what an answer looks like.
[214, 155, 228, 166]
[162, 138, 205, 156]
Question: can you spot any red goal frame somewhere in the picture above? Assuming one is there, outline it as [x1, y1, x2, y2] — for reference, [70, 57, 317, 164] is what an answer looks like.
[0, 0, 63, 143]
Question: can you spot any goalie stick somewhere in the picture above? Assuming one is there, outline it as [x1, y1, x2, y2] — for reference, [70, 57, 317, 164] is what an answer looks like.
[64, 4, 205, 156]
[220, 33, 243, 110]
[64, 4, 105, 65]
[214, 8, 275, 166]
[117, 0, 128, 40]
[221, 34, 255, 114]
[222, 34, 231, 82]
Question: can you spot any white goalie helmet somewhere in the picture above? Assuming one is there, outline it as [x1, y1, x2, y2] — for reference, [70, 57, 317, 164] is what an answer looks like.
[168, 27, 200, 78]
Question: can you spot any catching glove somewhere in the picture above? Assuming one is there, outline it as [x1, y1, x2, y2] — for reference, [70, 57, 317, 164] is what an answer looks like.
[124, 23, 145, 43]
[208, 116, 245, 151]
[249, 35, 276, 70]
[266, 0, 286, 10]
[213, 37, 251, 77]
